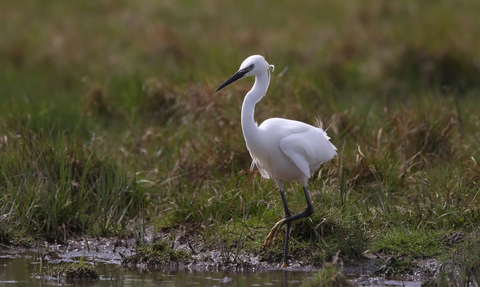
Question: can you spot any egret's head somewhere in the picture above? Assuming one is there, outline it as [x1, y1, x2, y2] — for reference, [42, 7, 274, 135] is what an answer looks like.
[215, 55, 274, 92]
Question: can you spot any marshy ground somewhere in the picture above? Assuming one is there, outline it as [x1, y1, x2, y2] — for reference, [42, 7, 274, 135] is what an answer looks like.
[1, 0, 480, 285]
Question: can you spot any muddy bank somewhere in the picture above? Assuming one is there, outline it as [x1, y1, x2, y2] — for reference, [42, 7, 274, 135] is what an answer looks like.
[0, 234, 439, 282]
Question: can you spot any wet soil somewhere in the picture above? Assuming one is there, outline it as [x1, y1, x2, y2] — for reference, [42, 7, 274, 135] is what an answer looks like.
[0, 233, 439, 283]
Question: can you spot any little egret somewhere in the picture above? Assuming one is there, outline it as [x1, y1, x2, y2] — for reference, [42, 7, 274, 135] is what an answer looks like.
[215, 55, 337, 267]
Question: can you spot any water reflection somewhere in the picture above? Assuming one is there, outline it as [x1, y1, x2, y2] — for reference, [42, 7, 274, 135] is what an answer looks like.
[0, 252, 314, 286]
[0, 250, 425, 286]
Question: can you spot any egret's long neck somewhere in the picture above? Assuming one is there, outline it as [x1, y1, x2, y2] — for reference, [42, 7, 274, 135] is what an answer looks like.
[241, 71, 270, 143]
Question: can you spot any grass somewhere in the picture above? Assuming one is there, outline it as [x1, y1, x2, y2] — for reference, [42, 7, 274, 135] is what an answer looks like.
[0, 127, 145, 240]
[122, 239, 191, 267]
[303, 253, 356, 287]
[369, 227, 446, 258]
[1, 0, 480, 284]
[47, 263, 99, 280]
[35, 254, 99, 280]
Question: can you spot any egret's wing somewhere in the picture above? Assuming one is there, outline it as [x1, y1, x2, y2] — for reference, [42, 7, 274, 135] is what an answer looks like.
[279, 128, 337, 178]
[279, 134, 312, 178]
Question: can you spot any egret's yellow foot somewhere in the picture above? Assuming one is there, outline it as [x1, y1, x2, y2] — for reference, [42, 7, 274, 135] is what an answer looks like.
[262, 218, 285, 249]
[281, 262, 288, 268]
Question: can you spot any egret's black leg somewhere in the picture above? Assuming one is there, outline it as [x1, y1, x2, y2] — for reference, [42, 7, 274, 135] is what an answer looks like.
[263, 187, 314, 268]
[279, 190, 292, 267]
[281, 186, 314, 267]
[283, 186, 313, 224]
[279, 189, 291, 218]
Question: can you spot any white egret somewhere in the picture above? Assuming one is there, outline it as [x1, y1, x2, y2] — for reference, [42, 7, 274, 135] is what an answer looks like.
[215, 55, 337, 267]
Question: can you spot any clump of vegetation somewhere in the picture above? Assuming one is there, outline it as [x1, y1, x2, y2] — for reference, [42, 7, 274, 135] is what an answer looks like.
[41, 257, 99, 280]
[139, 78, 183, 124]
[372, 256, 417, 277]
[429, 235, 480, 286]
[122, 240, 191, 266]
[369, 227, 446, 259]
[0, 128, 146, 241]
[81, 82, 111, 118]
[303, 253, 357, 287]
[0, 224, 35, 246]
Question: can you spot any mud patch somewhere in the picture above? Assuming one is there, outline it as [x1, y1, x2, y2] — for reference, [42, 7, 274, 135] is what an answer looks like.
[0, 234, 440, 284]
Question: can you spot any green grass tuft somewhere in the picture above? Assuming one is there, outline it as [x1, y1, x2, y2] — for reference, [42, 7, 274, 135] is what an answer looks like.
[369, 227, 446, 258]
[46, 262, 99, 280]
[0, 127, 146, 240]
[303, 254, 357, 287]
[122, 240, 191, 266]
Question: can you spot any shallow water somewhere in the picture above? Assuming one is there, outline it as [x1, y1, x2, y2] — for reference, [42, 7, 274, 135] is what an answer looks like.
[0, 253, 313, 286]
[0, 249, 424, 287]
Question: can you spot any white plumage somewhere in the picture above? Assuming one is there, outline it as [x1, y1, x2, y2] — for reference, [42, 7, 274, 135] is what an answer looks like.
[215, 55, 336, 267]
[253, 118, 337, 184]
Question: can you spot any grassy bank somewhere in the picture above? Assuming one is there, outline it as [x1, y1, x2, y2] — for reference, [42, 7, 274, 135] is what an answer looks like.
[1, 0, 480, 283]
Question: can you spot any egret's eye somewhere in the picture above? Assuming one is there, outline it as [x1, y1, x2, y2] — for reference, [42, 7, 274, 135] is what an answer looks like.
[248, 64, 254, 71]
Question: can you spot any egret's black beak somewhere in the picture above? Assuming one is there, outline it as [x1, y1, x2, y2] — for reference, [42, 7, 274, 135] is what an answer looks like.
[215, 68, 249, 92]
